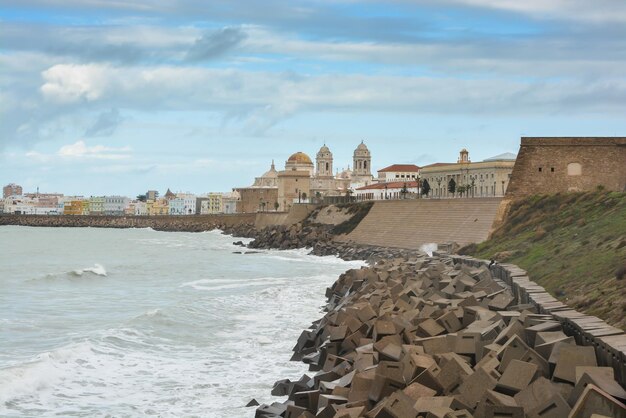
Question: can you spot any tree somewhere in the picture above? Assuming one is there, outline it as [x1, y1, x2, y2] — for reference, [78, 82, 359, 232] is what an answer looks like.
[458, 184, 467, 197]
[421, 179, 431, 196]
[448, 178, 456, 196]
[274, 201, 279, 211]
[136, 194, 147, 202]
[301, 192, 307, 201]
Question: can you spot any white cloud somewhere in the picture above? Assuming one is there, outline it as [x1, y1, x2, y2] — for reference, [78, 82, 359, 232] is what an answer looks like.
[41, 64, 111, 103]
[57, 140, 131, 159]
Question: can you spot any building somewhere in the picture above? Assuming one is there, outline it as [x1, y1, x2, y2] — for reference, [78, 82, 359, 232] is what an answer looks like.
[103, 196, 129, 216]
[81, 200, 90, 215]
[134, 201, 147, 216]
[236, 142, 375, 212]
[199, 193, 224, 214]
[63, 199, 84, 215]
[506, 137, 626, 197]
[169, 194, 196, 215]
[3, 183, 23, 198]
[3, 196, 35, 214]
[147, 199, 169, 216]
[354, 181, 420, 201]
[222, 191, 239, 214]
[234, 161, 280, 213]
[146, 190, 159, 201]
[377, 164, 420, 183]
[420, 149, 516, 198]
[89, 196, 105, 215]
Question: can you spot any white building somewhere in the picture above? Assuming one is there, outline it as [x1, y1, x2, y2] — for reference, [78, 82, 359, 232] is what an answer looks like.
[3, 196, 36, 214]
[134, 201, 148, 216]
[104, 196, 130, 216]
[169, 194, 196, 215]
[354, 180, 420, 201]
[377, 164, 420, 183]
[222, 191, 239, 214]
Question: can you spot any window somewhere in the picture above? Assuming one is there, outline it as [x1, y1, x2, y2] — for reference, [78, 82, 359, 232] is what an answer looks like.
[551, 167, 555, 172]
[538, 167, 543, 172]
[567, 163, 582, 176]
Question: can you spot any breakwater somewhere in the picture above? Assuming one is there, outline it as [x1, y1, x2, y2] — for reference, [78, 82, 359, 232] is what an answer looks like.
[0, 213, 256, 233]
[255, 250, 626, 417]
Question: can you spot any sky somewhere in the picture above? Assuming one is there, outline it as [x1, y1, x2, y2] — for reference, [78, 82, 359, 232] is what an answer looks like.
[1, 0, 625, 196]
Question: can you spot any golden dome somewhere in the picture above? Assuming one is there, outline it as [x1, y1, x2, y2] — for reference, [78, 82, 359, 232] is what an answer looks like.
[287, 152, 313, 165]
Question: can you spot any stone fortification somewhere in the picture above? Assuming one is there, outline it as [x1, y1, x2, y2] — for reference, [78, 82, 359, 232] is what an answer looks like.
[0, 213, 256, 233]
[506, 137, 626, 197]
[255, 252, 626, 418]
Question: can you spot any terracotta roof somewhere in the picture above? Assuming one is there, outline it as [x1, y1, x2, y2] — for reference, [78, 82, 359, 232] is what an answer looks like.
[287, 151, 313, 164]
[377, 164, 420, 173]
[421, 162, 454, 168]
[356, 181, 419, 191]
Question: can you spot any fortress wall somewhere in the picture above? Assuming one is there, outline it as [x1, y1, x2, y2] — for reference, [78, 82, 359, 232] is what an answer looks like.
[338, 198, 503, 249]
[506, 137, 626, 198]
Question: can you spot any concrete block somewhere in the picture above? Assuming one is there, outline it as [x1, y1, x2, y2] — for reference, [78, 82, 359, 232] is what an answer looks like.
[483, 405, 524, 418]
[317, 394, 348, 411]
[526, 393, 571, 418]
[496, 359, 538, 395]
[401, 352, 437, 383]
[373, 320, 397, 341]
[421, 335, 455, 355]
[524, 322, 561, 347]
[332, 405, 366, 418]
[348, 372, 374, 402]
[292, 390, 320, 411]
[417, 318, 447, 338]
[368, 362, 405, 402]
[488, 293, 515, 311]
[414, 396, 454, 414]
[443, 411, 474, 418]
[574, 366, 613, 384]
[437, 311, 462, 333]
[553, 345, 597, 384]
[402, 382, 437, 401]
[568, 370, 626, 406]
[285, 404, 308, 418]
[569, 383, 626, 418]
[435, 355, 474, 394]
[375, 390, 418, 418]
[457, 367, 498, 408]
[513, 377, 559, 413]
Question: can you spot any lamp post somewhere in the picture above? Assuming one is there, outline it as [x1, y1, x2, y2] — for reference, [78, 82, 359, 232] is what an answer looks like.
[384, 184, 388, 200]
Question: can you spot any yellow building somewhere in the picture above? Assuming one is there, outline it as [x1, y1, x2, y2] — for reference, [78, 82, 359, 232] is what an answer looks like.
[420, 149, 516, 198]
[147, 199, 169, 216]
[64, 200, 84, 215]
[81, 200, 90, 215]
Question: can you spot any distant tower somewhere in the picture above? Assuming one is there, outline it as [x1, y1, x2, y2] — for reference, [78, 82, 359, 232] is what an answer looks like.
[353, 141, 372, 177]
[458, 148, 470, 163]
[316, 144, 333, 177]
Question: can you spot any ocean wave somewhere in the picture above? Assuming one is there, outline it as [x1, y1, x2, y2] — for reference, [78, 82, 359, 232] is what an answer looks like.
[69, 264, 107, 277]
[180, 277, 290, 291]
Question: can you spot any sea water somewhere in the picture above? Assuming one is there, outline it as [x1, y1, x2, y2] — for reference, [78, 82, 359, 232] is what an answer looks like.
[0, 226, 363, 417]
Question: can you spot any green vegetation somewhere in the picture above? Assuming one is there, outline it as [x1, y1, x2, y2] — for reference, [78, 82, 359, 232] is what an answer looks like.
[331, 201, 374, 235]
[459, 191, 626, 329]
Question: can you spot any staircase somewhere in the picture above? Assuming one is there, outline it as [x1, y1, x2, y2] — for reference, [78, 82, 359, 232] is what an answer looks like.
[339, 198, 503, 249]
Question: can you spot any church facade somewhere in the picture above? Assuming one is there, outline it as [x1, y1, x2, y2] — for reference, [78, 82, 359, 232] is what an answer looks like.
[235, 142, 374, 212]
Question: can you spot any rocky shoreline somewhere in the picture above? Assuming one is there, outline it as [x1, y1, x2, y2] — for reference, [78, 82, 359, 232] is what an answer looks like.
[245, 239, 626, 417]
[250, 250, 626, 418]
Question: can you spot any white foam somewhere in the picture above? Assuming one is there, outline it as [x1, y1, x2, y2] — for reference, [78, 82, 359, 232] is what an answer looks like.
[69, 263, 107, 277]
[419, 243, 438, 257]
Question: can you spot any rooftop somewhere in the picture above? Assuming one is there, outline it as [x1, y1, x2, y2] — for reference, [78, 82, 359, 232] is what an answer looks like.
[377, 164, 420, 173]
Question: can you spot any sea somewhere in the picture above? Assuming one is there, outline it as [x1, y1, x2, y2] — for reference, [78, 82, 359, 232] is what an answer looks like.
[0, 226, 363, 417]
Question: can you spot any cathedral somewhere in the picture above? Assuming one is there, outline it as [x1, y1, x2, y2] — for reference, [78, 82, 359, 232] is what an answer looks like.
[234, 142, 374, 212]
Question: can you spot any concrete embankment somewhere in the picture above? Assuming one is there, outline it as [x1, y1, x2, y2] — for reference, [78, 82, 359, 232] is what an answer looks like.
[338, 198, 503, 250]
[0, 213, 256, 232]
[255, 252, 626, 417]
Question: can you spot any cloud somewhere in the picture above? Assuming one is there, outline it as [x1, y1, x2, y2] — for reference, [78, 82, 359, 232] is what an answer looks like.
[186, 27, 247, 62]
[57, 140, 131, 160]
[85, 108, 125, 137]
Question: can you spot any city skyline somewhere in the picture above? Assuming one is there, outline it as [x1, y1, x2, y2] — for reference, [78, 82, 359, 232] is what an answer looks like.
[2, 0, 626, 195]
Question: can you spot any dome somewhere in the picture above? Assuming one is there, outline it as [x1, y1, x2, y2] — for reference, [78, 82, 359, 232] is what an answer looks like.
[354, 141, 370, 156]
[287, 152, 313, 165]
[337, 168, 353, 179]
[460, 148, 468, 153]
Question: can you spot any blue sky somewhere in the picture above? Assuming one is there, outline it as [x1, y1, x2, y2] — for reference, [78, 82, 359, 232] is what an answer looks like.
[1, 0, 625, 196]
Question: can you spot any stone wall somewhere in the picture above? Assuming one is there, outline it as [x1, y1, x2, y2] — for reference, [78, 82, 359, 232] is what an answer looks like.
[506, 137, 626, 197]
[0, 213, 256, 232]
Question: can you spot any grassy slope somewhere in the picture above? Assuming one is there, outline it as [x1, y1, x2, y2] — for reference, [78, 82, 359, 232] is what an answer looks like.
[460, 191, 626, 329]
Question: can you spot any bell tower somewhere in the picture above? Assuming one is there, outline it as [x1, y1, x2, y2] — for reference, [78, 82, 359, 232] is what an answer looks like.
[316, 144, 333, 177]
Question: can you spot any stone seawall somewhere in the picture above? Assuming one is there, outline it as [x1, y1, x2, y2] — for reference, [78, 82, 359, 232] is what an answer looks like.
[255, 250, 626, 417]
[0, 214, 257, 233]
